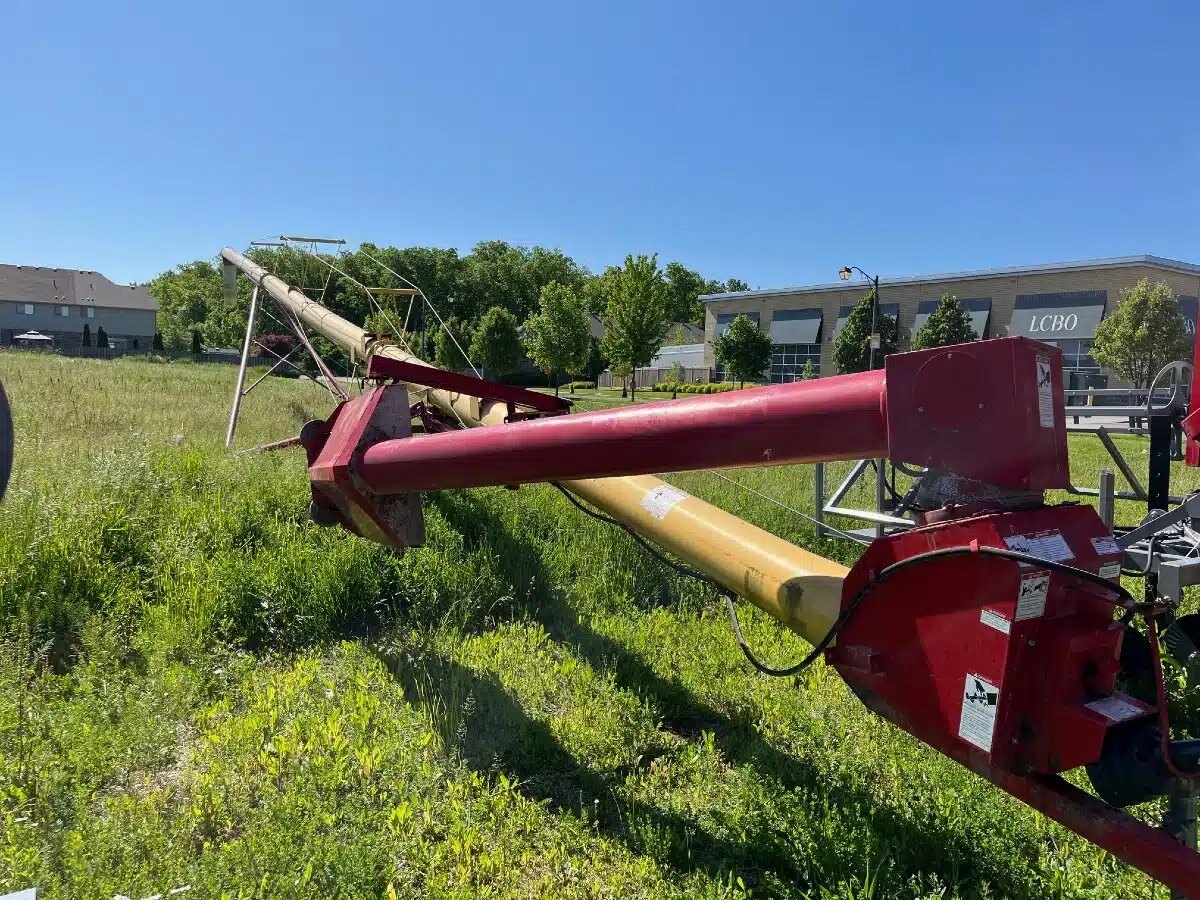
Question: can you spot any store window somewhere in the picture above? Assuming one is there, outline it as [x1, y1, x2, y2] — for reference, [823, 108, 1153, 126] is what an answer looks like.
[769, 344, 821, 382]
[1041, 339, 1100, 373]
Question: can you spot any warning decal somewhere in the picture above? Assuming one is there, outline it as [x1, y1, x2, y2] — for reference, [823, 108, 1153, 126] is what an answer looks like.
[1036, 354, 1054, 428]
[1085, 695, 1148, 724]
[1015, 571, 1050, 621]
[1004, 530, 1074, 564]
[1098, 561, 1121, 581]
[640, 485, 687, 520]
[980, 608, 1011, 635]
[959, 674, 1001, 752]
[1091, 536, 1122, 557]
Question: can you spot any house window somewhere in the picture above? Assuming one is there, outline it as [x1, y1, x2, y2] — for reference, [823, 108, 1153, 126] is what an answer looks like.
[57, 305, 70, 317]
[17, 303, 33, 315]
[769, 343, 822, 382]
[83, 307, 95, 319]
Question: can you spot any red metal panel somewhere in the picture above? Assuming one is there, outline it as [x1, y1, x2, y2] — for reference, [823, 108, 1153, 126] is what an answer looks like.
[366, 355, 570, 414]
[307, 385, 424, 551]
[885, 337, 1070, 490]
[830, 505, 1131, 776]
[357, 370, 890, 493]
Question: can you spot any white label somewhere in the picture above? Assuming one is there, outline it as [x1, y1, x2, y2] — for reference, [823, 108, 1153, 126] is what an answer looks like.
[1091, 536, 1122, 556]
[980, 608, 1011, 635]
[1099, 561, 1121, 580]
[640, 485, 687, 520]
[1015, 571, 1050, 621]
[1036, 354, 1054, 428]
[959, 674, 1001, 752]
[1005, 530, 1074, 563]
[1085, 695, 1148, 723]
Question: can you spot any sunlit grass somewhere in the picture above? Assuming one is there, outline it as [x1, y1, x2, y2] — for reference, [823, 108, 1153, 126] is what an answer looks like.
[0, 349, 1192, 898]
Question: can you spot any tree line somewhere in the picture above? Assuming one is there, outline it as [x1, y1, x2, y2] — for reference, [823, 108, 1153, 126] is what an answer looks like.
[148, 241, 746, 385]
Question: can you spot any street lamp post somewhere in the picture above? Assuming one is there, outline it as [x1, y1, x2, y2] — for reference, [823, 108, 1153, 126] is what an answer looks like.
[838, 265, 881, 370]
[839, 265, 886, 536]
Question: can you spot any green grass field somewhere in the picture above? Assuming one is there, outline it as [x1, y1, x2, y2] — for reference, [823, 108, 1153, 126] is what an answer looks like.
[0, 351, 1196, 899]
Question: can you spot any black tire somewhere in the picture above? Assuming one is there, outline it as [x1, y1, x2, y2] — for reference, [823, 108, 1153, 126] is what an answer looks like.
[0, 380, 11, 503]
[1118, 626, 1156, 703]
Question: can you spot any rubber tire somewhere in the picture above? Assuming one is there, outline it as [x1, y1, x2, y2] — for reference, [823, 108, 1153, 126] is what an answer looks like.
[0, 380, 11, 503]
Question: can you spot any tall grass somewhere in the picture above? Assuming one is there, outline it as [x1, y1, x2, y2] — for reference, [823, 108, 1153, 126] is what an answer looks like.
[0, 350, 1191, 898]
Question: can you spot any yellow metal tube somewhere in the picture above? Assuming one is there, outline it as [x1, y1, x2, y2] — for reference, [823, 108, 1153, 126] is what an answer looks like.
[221, 247, 847, 643]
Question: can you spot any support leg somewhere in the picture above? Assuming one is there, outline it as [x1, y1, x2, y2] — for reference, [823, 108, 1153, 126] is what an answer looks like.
[225, 285, 261, 448]
[1165, 788, 1198, 900]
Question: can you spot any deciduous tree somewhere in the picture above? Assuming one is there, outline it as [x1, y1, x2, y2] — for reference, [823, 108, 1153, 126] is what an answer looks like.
[469, 306, 521, 377]
[912, 294, 977, 350]
[713, 313, 772, 387]
[1092, 279, 1191, 388]
[523, 282, 592, 395]
[600, 254, 670, 401]
[433, 318, 471, 372]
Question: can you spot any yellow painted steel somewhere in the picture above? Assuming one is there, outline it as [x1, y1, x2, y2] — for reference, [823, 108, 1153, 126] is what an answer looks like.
[221, 247, 848, 643]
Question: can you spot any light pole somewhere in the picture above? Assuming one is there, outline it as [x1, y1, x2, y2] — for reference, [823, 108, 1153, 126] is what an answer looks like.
[839, 265, 886, 536]
[839, 265, 881, 370]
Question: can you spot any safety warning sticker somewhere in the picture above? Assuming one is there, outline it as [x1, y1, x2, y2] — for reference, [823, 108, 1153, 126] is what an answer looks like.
[1085, 695, 1148, 724]
[1091, 536, 1122, 557]
[1098, 561, 1121, 581]
[980, 608, 1011, 635]
[1036, 355, 1054, 428]
[640, 485, 687, 520]
[1004, 530, 1074, 564]
[959, 674, 1000, 752]
[1015, 571, 1050, 621]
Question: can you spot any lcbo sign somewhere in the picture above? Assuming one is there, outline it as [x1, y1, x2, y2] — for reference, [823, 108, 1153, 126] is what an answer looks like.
[1027, 313, 1079, 335]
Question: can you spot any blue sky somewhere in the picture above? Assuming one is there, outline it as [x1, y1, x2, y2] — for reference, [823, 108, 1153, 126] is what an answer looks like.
[2, 1, 1198, 289]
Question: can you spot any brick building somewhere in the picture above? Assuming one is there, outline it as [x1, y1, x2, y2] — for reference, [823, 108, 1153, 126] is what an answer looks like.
[0, 263, 157, 349]
[701, 255, 1200, 383]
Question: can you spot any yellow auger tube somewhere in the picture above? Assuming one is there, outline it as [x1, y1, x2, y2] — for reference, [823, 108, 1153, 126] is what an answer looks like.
[221, 247, 847, 644]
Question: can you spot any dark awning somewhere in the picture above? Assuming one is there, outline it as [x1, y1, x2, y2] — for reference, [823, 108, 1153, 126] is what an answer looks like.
[912, 298, 992, 339]
[1008, 291, 1107, 340]
[832, 302, 899, 341]
[769, 308, 822, 344]
[715, 311, 760, 338]
[1178, 296, 1197, 338]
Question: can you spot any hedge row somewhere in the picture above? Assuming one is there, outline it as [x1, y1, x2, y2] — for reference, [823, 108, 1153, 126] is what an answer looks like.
[651, 381, 739, 394]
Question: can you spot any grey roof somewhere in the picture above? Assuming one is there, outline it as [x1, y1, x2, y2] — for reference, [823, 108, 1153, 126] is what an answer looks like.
[700, 255, 1200, 303]
[0, 263, 158, 311]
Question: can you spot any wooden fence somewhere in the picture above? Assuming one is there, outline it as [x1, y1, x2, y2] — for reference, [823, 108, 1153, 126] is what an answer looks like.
[597, 366, 713, 389]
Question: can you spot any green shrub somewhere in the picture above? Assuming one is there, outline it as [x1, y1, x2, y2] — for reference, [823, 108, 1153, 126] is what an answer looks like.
[651, 381, 739, 394]
[563, 380, 595, 390]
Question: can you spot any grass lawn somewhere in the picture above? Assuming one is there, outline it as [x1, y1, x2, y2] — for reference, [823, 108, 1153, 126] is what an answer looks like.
[0, 351, 1195, 898]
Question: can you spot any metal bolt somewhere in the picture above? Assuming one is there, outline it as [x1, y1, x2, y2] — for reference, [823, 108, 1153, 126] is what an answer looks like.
[918, 406, 924, 413]
[1027, 639, 1036, 647]
[978, 403, 984, 409]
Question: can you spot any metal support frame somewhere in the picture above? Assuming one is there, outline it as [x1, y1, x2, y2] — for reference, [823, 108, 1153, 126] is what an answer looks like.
[1098, 469, 1115, 530]
[814, 458, 916, 541]
[226, 285, 261, 448]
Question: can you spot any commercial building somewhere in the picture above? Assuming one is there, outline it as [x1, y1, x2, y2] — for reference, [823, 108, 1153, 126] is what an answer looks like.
[701, 255, 1200, 383]
[0, 263, 157, 349]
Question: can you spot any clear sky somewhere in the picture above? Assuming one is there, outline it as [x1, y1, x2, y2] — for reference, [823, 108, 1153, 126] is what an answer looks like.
[2, 1, 1198, 289]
